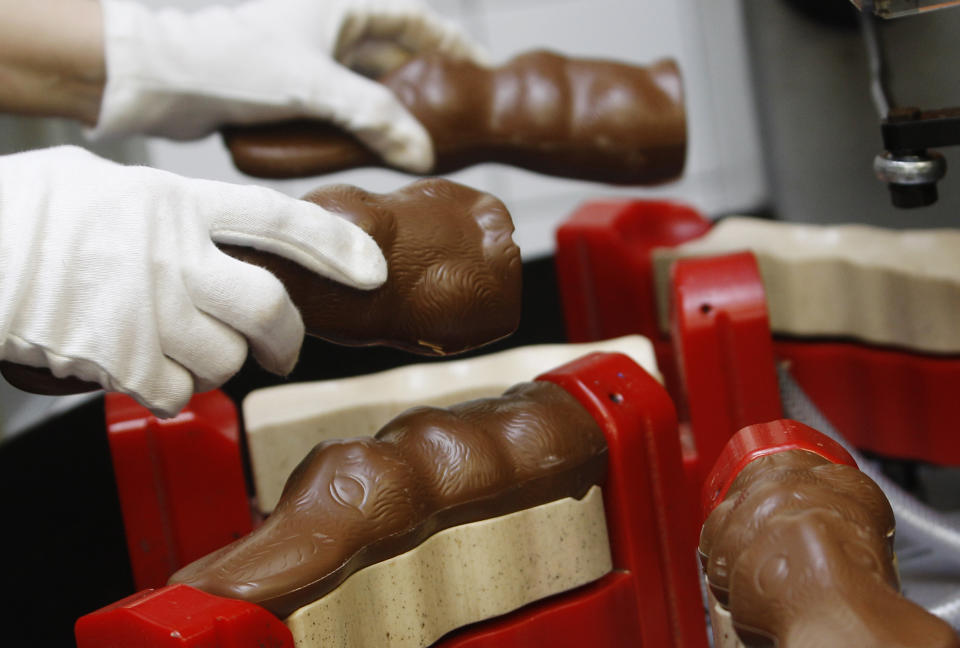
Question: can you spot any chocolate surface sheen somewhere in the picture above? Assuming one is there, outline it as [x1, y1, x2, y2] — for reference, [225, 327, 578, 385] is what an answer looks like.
[169, 381, 607, 618]
[221, 179, 521, 356]
[700, 450, 960, 648]
[223, 50, 686, 185]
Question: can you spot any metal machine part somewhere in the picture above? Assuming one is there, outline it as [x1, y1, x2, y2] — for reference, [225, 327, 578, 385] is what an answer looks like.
[873, 108, 960, 208]
[859, 4, 960, 208]
[850, 0, 960, 19]
[874, 149, 947, 207]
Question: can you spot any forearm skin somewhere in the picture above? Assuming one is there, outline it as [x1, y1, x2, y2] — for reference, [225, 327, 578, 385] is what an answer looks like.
[0, 0, 105, 124]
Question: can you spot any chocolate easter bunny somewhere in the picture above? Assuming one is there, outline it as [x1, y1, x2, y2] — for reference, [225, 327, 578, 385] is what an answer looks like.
[224, 50, 686, 185]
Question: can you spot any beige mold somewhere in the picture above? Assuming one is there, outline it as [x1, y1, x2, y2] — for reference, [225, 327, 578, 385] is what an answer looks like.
[653, 217, 960, 354]
[244, 335, 657, 514]
[284, 485, 611, 648]
[705, 578, 745, 648]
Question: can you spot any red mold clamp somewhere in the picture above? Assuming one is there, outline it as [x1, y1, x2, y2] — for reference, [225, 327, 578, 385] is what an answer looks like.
[776, 340, 960, 465]
[669, 252, 782, 485]
[75, 584, 294, 648]
[700, 418, 857, 521]
[555, 199, 960, 469]
[106, 390, 253, 590]
[555, 200, 710, 402]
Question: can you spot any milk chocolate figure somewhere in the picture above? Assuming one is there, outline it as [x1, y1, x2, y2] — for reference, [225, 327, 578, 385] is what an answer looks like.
[1, 178, 521, 393]
[170, 381, 607, 618]
[224, 50, 686, 185]
[221, 178, 521, 356]
[700, 450, 960, 648]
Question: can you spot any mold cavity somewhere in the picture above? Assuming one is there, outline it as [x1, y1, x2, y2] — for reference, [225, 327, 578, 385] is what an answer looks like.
[609, 393, 623, 404]
[700, 303, 713, 315]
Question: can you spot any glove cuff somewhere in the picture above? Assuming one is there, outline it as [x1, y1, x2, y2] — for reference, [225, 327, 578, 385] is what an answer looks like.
[88, 0, 183, 140]
[89, 0, 311, 141]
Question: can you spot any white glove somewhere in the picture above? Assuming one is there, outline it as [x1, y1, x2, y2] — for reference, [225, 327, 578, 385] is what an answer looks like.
[0, 146, 387, 417]
[91, 0, 486, 172]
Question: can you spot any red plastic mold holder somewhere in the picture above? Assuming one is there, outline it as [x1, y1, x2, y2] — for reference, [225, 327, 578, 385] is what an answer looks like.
[555, 199, 960, 468]
[78, 352, 709, 648]
[670, 252, 782, 486]
[75, 584, 294, 648]
[555, 199, 711, 403]
[106, 390, 253, 590]
[776, 340, 960, 465]
[555, 199, 710, 345]
[700, 419, 858, 521]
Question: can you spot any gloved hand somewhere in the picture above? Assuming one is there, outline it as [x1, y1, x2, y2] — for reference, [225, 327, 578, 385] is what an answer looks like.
[0, 146, 387, 417]
[91, 0, 485, 172]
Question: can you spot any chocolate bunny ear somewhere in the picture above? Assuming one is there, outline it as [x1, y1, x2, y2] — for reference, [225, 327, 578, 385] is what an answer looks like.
[224, 50, 686, 185]
[701, 449, 960, 648]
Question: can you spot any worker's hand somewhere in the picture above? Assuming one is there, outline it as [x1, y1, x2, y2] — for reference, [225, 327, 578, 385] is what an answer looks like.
[90, 0, 484, 173]
[0, 146, 386, 417]
[248, 0, 487, 76]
